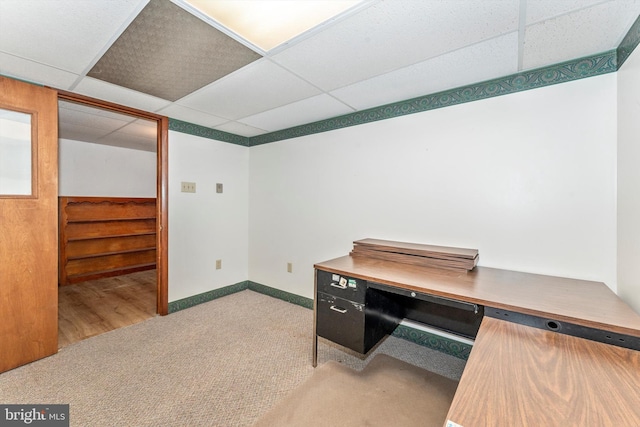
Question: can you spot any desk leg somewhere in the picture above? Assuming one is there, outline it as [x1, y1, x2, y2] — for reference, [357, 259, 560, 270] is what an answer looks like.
[312, 333, 318, 367]
[312, 269, 318, 367]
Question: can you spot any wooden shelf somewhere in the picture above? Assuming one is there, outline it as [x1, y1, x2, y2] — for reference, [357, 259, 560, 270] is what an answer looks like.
[67, 216, 156, 223]
[59, 197, 157, 286]
[67, 232, 156, 242]
[67, 246, 157, 261]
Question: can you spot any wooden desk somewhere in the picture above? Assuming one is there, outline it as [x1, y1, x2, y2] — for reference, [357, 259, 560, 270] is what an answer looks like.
[313, 255, 640, 426]
[446, 317, 640, 426]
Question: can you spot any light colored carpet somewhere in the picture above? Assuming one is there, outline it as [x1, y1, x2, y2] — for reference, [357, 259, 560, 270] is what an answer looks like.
[0, 290, 466, 426]
[253, 353, 458, 427]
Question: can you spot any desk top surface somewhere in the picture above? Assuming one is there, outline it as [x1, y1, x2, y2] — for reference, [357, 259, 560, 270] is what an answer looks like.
[314, 255, 640, 337]
[445, 317, 640, 426]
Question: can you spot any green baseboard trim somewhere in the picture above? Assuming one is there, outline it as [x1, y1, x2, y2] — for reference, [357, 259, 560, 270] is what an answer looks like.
[247, 281, 314, 309]
[167, 280, 469, 360]
[166, 280, 314, 313]
[392, 324, 472, 360]
[168, 281, 249, 313]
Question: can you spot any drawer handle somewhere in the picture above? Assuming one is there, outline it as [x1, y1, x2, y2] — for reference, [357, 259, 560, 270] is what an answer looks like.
[330, 305, 348, 314]
[330, 282, 347, 289]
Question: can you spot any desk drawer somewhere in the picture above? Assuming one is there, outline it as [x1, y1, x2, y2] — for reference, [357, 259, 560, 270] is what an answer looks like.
[316, 292, 365, 353]
[316, 269, 366, 302]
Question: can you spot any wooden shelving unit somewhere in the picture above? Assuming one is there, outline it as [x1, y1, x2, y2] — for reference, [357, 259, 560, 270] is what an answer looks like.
[58, 197, 157, 285]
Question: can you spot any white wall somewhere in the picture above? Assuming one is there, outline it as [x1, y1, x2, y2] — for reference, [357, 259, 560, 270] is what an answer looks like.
[249, 74, 618, 299]
[59, 139, 156, 197]
[168, 131, 249, 302]
[617, 46, 640, 315]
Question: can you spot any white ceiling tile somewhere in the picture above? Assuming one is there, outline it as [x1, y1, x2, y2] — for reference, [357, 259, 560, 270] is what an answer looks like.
[74, 77, 171, 113]
[214, 121, 268, 138]
[331, 33, 520, 110]
[98, 130, 157, 153]
[59, 101, 135, 130]
[120, 119, 157, 139]
[58, 122, 115, 143]
[271, 0, 519, 91]
[156, 104, 228, 128]
[239, 94, 355, 132]
[0, 52, 79, 90]
[0, 0, 149, 74]
[523, 1, 640, 70]
[526, 0, 612, 24]
[177, 59, 321, 120]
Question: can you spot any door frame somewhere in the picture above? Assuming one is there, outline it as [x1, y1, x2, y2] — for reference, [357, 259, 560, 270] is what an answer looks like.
[57, 90, 169, 315]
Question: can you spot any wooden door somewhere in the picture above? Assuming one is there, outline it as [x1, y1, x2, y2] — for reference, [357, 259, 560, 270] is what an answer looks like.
[0, 76, 59, 372]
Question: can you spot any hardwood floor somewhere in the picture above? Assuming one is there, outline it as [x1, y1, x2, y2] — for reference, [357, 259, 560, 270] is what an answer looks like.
[58, 270, 157, 348]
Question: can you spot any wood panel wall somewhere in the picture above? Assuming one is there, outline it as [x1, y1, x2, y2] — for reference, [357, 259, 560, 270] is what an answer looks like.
[58, 197, 157, 285]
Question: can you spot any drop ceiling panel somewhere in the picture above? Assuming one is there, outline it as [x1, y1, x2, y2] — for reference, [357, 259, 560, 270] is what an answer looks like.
[0, 52, 79, 90]
[271, 0, 520, 92]
[177, 59, 322, 120]
[157, 104, 228, 128]
[74, 77, 172, 113]
[59, 102, 156, 151]
[0, 0, 148, 73]
[214, 121, 267, 138]
[99, 129, 157, 153]
[120, 119, 157, 139]
[332, 32, 520, 110]
[87, 0, 261, 101]
[59, 101, 136, 131]
[58, 122, 115, 143]
[525, 0, 611, 24]
[523, 1, 640, 70]
[239, 94, 355, 132]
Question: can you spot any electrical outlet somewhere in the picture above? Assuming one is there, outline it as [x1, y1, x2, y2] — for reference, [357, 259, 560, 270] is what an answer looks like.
[216, 183, 223, 193]
[216, 259, 222, 270]
[181, 181, 196, 193]
[287, 262, 292, 273]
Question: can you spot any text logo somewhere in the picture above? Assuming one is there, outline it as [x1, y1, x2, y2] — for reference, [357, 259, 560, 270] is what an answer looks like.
[0, 405, 69, 427]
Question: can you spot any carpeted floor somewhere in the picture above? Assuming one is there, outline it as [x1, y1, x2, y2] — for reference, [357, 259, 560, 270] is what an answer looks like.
[0, 290, 466, 426]
[253, 354, 458, 427]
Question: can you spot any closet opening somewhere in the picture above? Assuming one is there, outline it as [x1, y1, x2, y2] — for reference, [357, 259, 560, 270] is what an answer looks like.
[56, 91, 168, 347]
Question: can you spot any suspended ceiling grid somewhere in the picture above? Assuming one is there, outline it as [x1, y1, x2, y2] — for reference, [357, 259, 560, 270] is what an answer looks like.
[0, 0, 639, 149]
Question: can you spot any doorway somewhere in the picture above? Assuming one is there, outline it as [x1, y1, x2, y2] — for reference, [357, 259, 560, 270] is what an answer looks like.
[56, 91, 168, 347]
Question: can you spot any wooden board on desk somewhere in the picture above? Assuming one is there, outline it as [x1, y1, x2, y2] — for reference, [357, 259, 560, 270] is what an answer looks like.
[445, 317, 640, 426]
[353, 238, 478, 259]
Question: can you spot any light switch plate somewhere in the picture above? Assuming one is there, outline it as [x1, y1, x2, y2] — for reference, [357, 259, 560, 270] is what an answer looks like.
[216, 183, 223, 193]
[181, 182, 196, 193]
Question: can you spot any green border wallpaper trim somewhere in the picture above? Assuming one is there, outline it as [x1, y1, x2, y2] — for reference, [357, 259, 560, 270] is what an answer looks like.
[618, 14, 640, 69]
[167, 50, 619, 147]
[169, 118, 250, 146]
[248, 51, 616, 146]
[168, 281, 469, 359]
